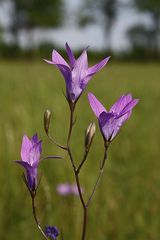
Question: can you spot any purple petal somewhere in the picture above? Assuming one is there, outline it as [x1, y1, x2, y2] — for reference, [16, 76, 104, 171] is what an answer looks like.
[31, 133, 38, 144]
[119, 99, 139, 117]
[110, 116, 127, 140]
[44, 58, 71, 89]
[52, 50, 69, 67]
[21, 135, 32, 163]
[87, 56, 110, 79]
[99, 112, 115, 140]
[72, 50, 88, 83]
[30, 141, 42, 167]
[15, 160, 37, 190]
[43, 59, 55, 65]
[66, 42, 76, 67]
[88, 93, 107, 118]
[68, 50, 88, 101]
[15, 160, 32, 169]
[99, 112, 125, 141]
[110, 94, 133, 115]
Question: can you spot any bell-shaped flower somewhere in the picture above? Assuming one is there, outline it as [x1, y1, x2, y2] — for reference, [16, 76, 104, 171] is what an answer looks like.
[88, 93, 139, 142]
[15, 134, 42, 190]
[44, 43, 110, 103]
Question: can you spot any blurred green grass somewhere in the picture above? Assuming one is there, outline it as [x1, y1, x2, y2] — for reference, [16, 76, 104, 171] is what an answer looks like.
[0, 61, 160, 240]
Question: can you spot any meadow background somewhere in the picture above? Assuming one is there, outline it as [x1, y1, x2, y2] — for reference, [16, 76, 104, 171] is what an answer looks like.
[0, 0, 160, 239]
[0, 60, 160, 240]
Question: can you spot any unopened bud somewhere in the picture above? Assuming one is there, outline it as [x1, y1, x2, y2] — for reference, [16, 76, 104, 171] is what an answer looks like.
[85, 122, 96, 152]
[44, 109, 51, 135]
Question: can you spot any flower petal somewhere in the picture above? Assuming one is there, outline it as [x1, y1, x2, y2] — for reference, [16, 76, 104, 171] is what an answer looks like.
[30, 141, 42, 167]
[15, 160, 37, 190]
[31, 133, 38, 144]
[15, 160, 32, 170]
[21, 135, 32, 163]
[72, 50, 88, 82]
[119, 99, 139, 117]
[52, 50, 69, 67]
[110, 94, 132, 114]
[68, 50, 88, 101]
[44, 57, 71, 89]
[66, 42, 76, 67]
[88, 93, 107, 118]
[86, 56, 110, 81]
[43, 59, 55, 65]
[99, 112, 116, 140]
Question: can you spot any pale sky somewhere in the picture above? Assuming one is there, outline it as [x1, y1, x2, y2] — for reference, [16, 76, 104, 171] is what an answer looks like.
[0, 0, 151, 51]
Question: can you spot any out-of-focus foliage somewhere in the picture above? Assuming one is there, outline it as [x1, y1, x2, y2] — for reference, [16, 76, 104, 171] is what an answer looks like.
[79, 0, 118, 50]
[128, 24, 154, 50]
[127, 24, 158, 60]
[134, 0, 160, 13]
[0, 0, 63, 44]
[133, 0, 160, 54]
[11, 0, 63, 29]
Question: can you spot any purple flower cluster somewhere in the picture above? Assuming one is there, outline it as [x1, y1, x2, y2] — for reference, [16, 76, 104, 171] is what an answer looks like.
[44, 225, 60, 239]
[15, 43, 139, 240]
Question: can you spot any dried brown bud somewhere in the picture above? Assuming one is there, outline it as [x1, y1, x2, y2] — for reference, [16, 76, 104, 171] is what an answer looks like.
[85, 122, 96, 152]
[44, 109, 51, 135]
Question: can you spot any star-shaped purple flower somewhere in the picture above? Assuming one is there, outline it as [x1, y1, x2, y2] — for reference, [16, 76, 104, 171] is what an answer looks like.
[15, 134, 42, 191]
[88, 93, 139, 142]
[44, 43, 110, 103]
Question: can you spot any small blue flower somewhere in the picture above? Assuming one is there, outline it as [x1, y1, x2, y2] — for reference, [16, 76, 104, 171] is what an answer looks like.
[44, 225, 60, 239]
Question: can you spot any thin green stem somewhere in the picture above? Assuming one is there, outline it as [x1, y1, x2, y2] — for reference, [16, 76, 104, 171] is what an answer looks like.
[47, 134, 67, 150]
[65, 104, 87, 240]
[77, 150, 89, 173]
[31, 195, 48, 240]
[86, 170, 103, 207]
[86, 143, 108, 207]
[67, 106, 74, 147]
[82, 207, 87, 240]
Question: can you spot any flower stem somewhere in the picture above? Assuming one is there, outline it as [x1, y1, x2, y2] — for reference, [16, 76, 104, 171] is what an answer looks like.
[31, 195, 48, 240]
[66, 105, 88, 240]
[75, 169, 87, 240]
[77, 150, 88, 173]
[67, 105, 74, 147]
[86, 144, 108, 207]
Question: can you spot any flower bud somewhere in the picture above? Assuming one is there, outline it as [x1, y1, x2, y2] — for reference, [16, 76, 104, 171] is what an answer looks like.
[44, 109, 51, 135]
[85, 122, 96, 152]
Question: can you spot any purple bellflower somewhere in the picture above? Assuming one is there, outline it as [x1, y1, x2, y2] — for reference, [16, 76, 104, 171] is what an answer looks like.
[88, 93, 139, 142]
[15, 134, 42, 191]
[44, 225, 60, 239]
[44, 43, 110, 104]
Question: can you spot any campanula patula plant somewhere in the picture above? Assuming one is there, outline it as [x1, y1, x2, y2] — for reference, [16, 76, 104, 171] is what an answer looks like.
[16, 43, 139, 240]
